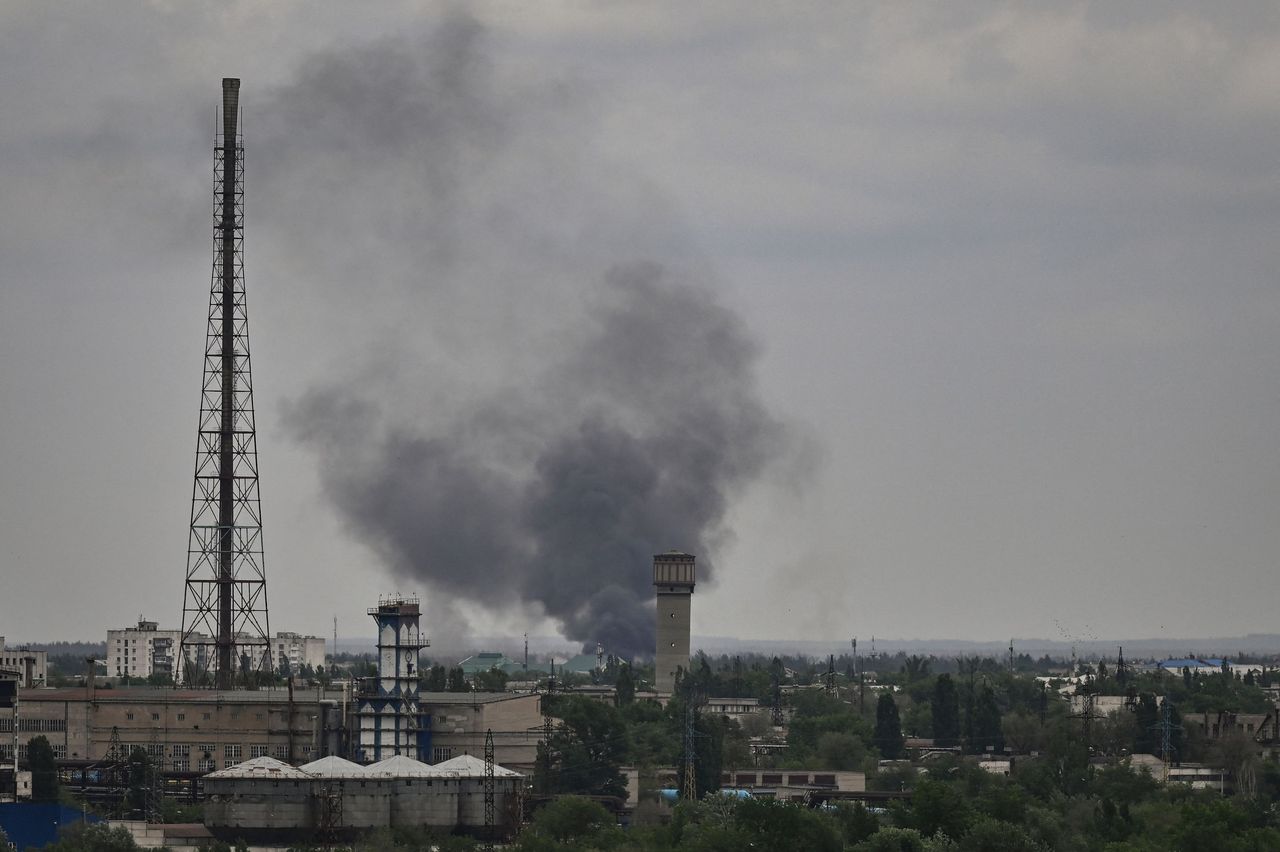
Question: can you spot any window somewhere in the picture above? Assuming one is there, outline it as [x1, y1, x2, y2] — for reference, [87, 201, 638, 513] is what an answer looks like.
[202, 713, 211, 721]
[17, 719, 66, 733]
[432, 747, 454, 763]
[177, 714, 185, 721]
[198, 758, 215, 772]
[172, 745, 190, 758]
[151, 713, 160, 722]
[171, 759, 190, 772]
[273, 745, 287, 759]
[250, 745, 268, 758]
[126, 713, 134, 721]
[147, 744, 164, 759]
[198, 744, 214, 757]
[224, 744, 242, 759]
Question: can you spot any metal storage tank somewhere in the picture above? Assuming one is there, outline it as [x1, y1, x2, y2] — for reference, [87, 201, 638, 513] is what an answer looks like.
[298, 755, 388, 831]
[430, 753, 523, 830]
[365, 754, 458, 829]
[204, 756, 315, 836]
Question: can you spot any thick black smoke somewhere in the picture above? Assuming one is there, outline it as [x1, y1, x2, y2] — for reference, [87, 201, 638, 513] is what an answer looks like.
[270, 13, 785, 657]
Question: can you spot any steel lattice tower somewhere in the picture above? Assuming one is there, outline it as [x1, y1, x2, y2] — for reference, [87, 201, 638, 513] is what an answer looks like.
[179, 78, 271, 689]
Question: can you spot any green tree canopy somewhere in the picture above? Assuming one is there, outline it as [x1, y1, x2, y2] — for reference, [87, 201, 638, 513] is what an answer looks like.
[875, 692, 905, 759]
[932, 675, 961, 748]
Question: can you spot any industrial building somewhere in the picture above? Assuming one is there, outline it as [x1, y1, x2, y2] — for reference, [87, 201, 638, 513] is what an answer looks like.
[0, 639, 46, 687]
[202, 753, 521, 842]
[354, 596, 430, 763]
[0, 684, 545, 774]
[0, 687, 343, 767]
[653, 551, 696, 693]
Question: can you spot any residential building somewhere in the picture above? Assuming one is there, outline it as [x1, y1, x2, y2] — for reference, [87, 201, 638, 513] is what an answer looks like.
[271, 633, 326, 674]
[107, 619, 185, 680]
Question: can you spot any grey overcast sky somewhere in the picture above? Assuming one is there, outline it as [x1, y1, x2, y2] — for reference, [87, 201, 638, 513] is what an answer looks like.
[3, 2, 1279, 650]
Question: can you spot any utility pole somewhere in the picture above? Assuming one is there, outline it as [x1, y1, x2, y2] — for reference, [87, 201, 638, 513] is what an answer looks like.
[681, 702, 697, 800]
[853, 638, 864, 714]
[483, 729, 495, 851]
[1009, 639, 1015, 675]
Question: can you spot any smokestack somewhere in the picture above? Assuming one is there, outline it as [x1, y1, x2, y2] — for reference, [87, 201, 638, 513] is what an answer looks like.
[653, 551, 695, 694]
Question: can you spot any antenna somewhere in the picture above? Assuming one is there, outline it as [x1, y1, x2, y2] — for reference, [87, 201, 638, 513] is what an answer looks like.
[180, 78, 271, 688]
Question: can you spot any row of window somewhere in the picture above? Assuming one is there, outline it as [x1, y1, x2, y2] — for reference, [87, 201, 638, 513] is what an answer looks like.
[0, 744, 67, 759]
[0, 718, 67, 732]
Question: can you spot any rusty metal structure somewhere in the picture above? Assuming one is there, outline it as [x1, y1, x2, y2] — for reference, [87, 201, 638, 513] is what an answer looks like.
[180, 78, 271, 689]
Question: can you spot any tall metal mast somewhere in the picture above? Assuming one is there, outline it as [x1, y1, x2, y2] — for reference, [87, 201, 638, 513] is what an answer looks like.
[180, 78, 271, 689]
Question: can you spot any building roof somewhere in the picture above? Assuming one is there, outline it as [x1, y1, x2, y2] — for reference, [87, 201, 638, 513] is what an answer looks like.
[20, 687, 347, 704]
[298, 755, 367, 777]
[431, 753, 522, 778]
[363, 755, 440, 777]
[1159, 658, 1226, 669]
[206, 756, 311, 780]
[458, 652, 517, 675]
[559, 653, 601, 675]
[419, 691, 533, 705]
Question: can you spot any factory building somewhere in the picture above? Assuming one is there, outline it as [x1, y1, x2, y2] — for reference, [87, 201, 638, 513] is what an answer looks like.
[0, 638, 46, 687]
[0, 684, 545, 775]
[203, 753, 521, 842]
[653, 552, 696, 694]
[0, 687, 343, 766]
[354, 596, 430, 763]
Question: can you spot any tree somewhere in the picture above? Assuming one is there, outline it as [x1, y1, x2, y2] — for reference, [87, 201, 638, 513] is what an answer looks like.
[27, 735, 58, 801]
[521, 796, 619, 846]
[875, 692, 905, 759]
[474, 667, 508, 692]
[40, 824, 142, 852]
[616, 664, 635, 705]
[446, 666, 468, 692]
[852, 827, 926, 851]
[902, 655, 931, 682]
[725, 797, 844, 852]
[816, 731, 869, 770]
[933, 675, 961, 747]
[536, 695, 627, 798]
[423, 664, 447, 692]
[970, 683, 1003, 754]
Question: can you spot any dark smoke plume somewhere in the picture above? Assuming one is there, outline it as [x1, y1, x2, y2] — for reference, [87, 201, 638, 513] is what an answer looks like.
[270, 13, 786, 657]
